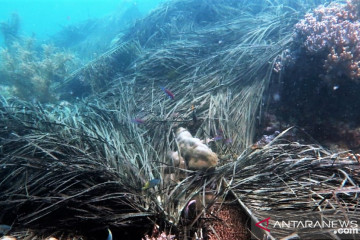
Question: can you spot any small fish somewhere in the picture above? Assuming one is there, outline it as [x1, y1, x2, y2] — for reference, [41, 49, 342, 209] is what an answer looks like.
[0, 224, 11, 236]
[142, 179, 160, 190]
[213, 135, 223, 141]
[224, 138, 232, 144]
[131, 118, 145, 124]
[184, 200, 196, 218]
[106, 229, 112, 240]
[161, 87, 175, 99]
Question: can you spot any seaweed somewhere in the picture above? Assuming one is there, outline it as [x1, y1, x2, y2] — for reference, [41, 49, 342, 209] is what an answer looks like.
[0, 39, 75, 102]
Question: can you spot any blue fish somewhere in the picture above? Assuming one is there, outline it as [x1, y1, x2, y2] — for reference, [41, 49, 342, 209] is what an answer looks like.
[142, 179, 160, 190]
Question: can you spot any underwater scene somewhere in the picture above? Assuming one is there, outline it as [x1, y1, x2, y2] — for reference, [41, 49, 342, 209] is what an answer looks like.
[0, 0, 360, 239]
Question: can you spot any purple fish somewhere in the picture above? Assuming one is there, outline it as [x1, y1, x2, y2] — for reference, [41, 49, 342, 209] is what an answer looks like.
[212, 128, 224, 141]
[132, 118, 145, 124]
[161, 87, 175, 99]
[213, 135, 223, 141]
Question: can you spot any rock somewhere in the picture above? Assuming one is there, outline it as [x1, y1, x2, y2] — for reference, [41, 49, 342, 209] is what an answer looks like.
[176, 127, 218, 171]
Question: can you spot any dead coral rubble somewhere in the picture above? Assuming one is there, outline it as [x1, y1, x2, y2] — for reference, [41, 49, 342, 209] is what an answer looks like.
[206, 203, 250, 240]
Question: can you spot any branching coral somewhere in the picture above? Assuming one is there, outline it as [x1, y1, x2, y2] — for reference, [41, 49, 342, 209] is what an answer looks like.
[295, 0, 360, 83]
[0, 39, 74, 102]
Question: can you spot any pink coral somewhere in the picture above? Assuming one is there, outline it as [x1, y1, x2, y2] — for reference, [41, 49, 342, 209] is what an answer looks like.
[295, 0, 360, 82]
[143, 232, 176, 240]
[142, 225, 176, 240]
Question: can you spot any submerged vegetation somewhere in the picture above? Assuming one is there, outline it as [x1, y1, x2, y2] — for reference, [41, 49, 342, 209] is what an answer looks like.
[0, 0, 359, 239]
[0, 40, 74, 102]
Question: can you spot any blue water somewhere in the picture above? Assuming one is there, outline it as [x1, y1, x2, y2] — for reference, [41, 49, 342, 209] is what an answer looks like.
[0, 0, 163, 45]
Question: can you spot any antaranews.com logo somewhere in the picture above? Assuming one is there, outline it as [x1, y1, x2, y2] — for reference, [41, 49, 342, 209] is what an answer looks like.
[255, 217, 359, 237]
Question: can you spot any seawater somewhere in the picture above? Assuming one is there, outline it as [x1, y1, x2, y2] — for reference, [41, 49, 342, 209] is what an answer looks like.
[0, 0, 163, 46]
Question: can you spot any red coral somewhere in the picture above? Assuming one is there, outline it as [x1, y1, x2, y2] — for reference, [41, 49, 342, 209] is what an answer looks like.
[295, 0, 360, 82]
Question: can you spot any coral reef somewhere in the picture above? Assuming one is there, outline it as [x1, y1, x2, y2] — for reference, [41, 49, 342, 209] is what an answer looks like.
[270, 0, 360, 149]
[0, 39, 74, 102]
[295, 0, 360, 83]
[175, 127, 218, 171]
